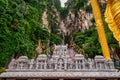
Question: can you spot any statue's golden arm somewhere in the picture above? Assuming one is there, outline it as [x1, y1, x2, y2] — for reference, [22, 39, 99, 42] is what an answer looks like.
[90, 0, 110, 60]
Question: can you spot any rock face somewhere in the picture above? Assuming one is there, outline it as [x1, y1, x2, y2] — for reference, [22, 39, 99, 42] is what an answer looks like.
[0, 45, 120, 79]
[42, 9, 49, 30]
[64, 9, 93, 35]
[42, 1, 93, 35]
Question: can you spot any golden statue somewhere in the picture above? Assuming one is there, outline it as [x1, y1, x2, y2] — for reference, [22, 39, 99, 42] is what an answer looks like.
[105, 0, 120, 44]
[90, 0, 120, 60]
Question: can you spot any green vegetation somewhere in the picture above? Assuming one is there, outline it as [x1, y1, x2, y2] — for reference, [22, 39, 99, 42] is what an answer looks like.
[0, 67, 6, 73]
[73, 26, 102, 58]
[73, 24, 120, 59]
[65, 0, 87, 13]
[0, 0, 120, 68]
[0, 0, 61, 67]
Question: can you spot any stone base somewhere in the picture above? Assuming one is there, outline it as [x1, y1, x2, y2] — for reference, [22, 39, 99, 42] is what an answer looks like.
[2, 78, 119, 80]
[0, 71, 120, 78]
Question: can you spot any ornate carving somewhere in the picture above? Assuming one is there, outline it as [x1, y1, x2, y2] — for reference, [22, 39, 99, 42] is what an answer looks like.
[0, 45, 120, 78]
[7, 45, 116, 71]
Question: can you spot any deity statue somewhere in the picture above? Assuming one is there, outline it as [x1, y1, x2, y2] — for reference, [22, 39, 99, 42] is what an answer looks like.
[8, 59, 16, 69]
[29, 59, 34, 69]
[104, 0, 120, 44]
[90, 0, 120, 60]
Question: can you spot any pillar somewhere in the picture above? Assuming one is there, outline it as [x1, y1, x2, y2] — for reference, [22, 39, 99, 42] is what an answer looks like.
[82, 60, 85, 69]
[64, 61, 67, 70]
[95, 61, 98, 69]
[76, 60, 78, 69]
[104, 62, 108, 70]
[44, 60, 46, 69]
[55, 62, 57, 70]
[36, 60, 39, 69]
[99, 62, 102, 69]
[40, 61, 42, 69]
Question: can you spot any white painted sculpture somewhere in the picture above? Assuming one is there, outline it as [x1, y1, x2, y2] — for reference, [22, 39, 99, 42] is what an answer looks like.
[1, 45, 120, 79]
[8, 45, 115, 71]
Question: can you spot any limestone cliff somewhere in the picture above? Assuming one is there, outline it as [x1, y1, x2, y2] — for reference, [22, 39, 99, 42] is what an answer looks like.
[42, 0, 93, 36]
[64, 9, 93, 35]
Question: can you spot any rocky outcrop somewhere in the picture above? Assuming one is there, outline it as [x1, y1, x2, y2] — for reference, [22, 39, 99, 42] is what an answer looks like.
[42, 9, 49, 30]
[41, 0, 108, 36]
[64, 9, 93, 35]
[42, 9, 93, 34]
[42, 1, 93, 35]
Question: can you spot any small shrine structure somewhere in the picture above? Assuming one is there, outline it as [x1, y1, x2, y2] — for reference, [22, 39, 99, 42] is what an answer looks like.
[0, 45, 120, 80]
